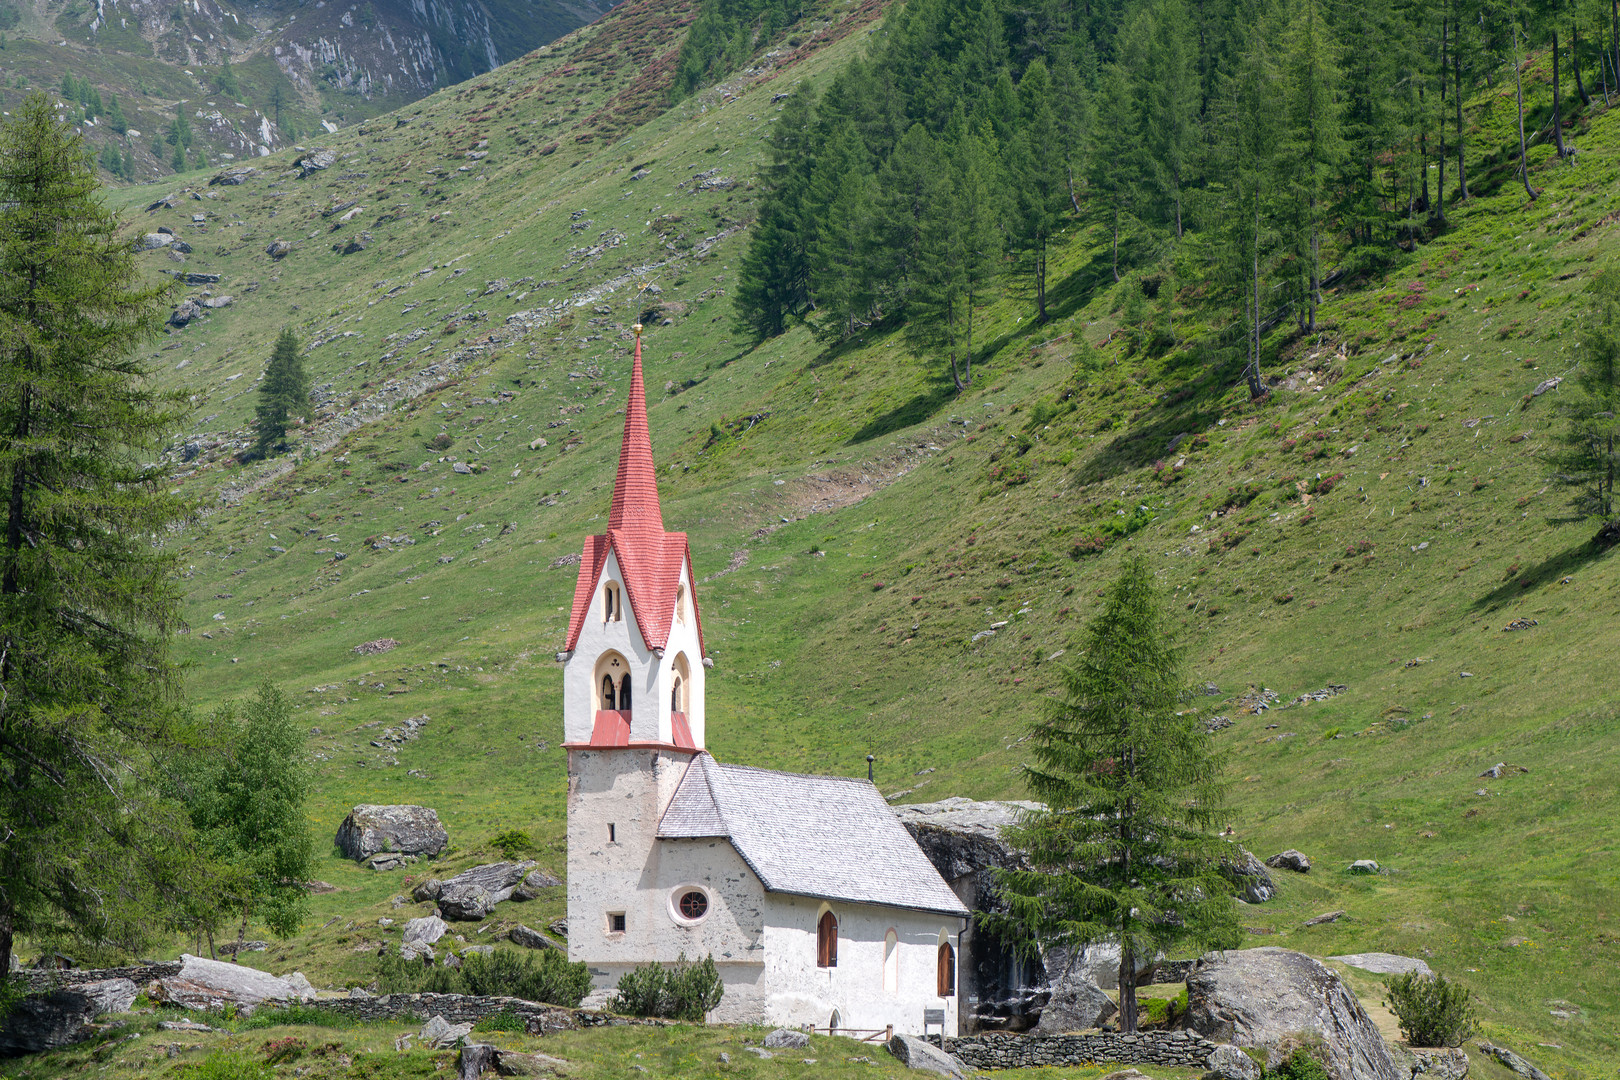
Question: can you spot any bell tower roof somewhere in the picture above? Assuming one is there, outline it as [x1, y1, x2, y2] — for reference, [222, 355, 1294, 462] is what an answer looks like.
[564, 327, 705, 657]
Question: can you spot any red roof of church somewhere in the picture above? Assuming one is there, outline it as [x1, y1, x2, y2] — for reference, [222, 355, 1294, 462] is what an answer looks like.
[564, 333, 706, 657]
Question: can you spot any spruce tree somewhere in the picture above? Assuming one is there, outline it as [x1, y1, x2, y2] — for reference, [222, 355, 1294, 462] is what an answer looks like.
[1009, 59, 1067, 322]
[912, 129, 1001, 391]
[982, 558, 1243, 1033]
[254, 328, 308, 457]
[734, 88, 818, 339]
[106, 93, 127, 134]
[1548, 268, 1620, 533]
[217, 58, 241, 99]
[0, 92, 199, 978]
[1278, 0, 1345, 332]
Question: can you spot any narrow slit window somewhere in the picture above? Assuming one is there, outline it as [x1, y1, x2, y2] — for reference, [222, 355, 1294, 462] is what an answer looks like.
[608, 823, 616, 843]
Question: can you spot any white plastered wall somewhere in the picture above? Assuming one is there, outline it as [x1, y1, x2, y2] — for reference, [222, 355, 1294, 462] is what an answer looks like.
[758, 895, 963, 1036]
[563, 548, 706, 747]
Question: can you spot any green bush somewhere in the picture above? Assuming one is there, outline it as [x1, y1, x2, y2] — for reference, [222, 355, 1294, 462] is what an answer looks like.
[610, 953, 724, 1022]
[377, 948, 592, 1008]
[472, 1009, 525, 1033]
[1268, 1048, 1330, 1080]
[489, 829, 537, 859]
[1383, 971, 1475, 1047]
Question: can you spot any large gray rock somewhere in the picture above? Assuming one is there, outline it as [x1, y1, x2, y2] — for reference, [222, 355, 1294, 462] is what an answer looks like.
[1479, 1043, 1551, 1080]
[1206, 1043, 1262, 1080]
[335, 804, 448, 862]
[210, 166, 256, 186]
[1226, 848, 1276, 903]
[436, 861, 539, 921]
[1187, 948, 1402, 1080]
[297, 148, 338, 177]
[1030, 970, 1117, 1034]
[508, 924, 560, 951]
[420, 1014, 473, 1049]
[153, 954, 311, 1015]
[135, 233, 175, 251]
[886, 1033, 967, 1079]
[1410, 1049, 1468, 1080]
[402, 914, 448, 960]
[512, 868, 562, 900]
[1328, 953, 1432, 977]
[78, 978, 139, 1016]
[763, 1028, 810, 1049]
[0, 989, 101, 1054]
[1266, 850, 1312, 873]
[1063, 942, 1160, 991]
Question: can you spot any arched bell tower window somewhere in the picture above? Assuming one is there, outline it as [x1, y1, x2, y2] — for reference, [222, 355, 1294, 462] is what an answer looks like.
[595, 652, 629, 711]
[674, 583, 687, 624]
[603, 581, 623, 623]
[670, 653, 691, 714]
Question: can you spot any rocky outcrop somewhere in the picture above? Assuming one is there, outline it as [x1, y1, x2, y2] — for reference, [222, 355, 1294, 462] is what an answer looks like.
[0, 989, 104, 1055]
[1064, 942, 1161, 992]
[1266, 850, 1312, 873]
[297, 148, 338, 177]
[151, 954, 315, 1016]
[1327, 954, 1431, 977]
[1207, 1043, 1262, 1080]
[1028, 969, 1116, 1034]
[1225, 848, 1276, 903]
[335, 804, 448, 861]
[401, 914, 448, 960]
[1186, 948, 1402, 1080]
[887, 1033, 968, 1078]
[210, 166, 257, 186]
[508, 925, 560, 951]
[433, 861, 543, 920]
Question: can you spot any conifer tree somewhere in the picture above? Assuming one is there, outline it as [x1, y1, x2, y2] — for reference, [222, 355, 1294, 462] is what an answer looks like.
[734, 88, 818, 339]
[1091, 59, 1141, 282]
[217, 58, 240, 99]
[1134, 0, 1200, 238]
[1009, 59, 1067, 321]
[105, 94, 127, 134]
[982, 558, 1243, 1033]
[0, 93, 198, 979]
[253, 329, 308, 457]
[912, 129, 1002, 390]
[1278, 0, 1345, 331]
[807, 124, 878, 340]
[1548, 268, 1620, 533]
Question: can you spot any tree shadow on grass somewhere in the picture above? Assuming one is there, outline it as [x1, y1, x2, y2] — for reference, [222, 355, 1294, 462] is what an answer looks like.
[846, 364, 959, 445]
[1470, 530, 1618, 612]
[1073, 349, 1244, 485]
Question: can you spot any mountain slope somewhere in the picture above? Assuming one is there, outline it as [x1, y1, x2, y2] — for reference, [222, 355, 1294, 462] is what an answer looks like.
[46, 0, 1620, 1070]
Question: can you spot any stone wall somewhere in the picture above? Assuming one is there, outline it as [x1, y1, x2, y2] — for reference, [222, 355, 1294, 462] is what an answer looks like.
[10, 962, 182, 994]
[945, 1029, 1221, 1071]
[316, 993, 637, 1034]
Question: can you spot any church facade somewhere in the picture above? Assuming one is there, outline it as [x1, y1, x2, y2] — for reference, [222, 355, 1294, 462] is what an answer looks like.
[561, 327, 970, 1035]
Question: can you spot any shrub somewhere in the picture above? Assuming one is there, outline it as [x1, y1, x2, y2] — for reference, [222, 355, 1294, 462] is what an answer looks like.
[610, 953, 724, 1022]
[489, 829, 536, 858]
[472, 1009, 525, 1033]
[377, 948, 592, 1008]
[427, 432, 453, 450]
[1383, 971, 1475, 1047]
[1270, 1048, 1331, 1080]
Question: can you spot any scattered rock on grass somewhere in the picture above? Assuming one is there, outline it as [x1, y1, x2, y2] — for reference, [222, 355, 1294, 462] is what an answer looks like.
[1479, 1043, 1552, 1080]
[1303, 910, 1346, 927]
[1265, 850, 1311, 873]
[335, 804, 448, 861]
[1347, 860, 1380, 874]
[1326, 953, 1432, 977]
[885, 1033, 967, 1079]
[420, 1015, 472, 1049]
[353, 638, 400, 655]
[763, 1029, 810, 1049]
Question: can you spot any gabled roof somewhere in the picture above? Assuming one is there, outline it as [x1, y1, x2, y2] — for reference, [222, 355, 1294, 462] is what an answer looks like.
[657, 754, 971, 918]
[563, 333, 707, 656]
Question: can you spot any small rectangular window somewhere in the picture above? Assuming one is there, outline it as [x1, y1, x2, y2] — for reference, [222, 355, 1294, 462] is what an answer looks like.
[608, 823, 616, 843]
[608, 912, 626, 933]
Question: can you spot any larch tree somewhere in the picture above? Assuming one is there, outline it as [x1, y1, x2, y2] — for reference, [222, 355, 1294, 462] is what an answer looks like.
[1278, 0, 1345, 332]
[253, 328, 309, 458]
[1009, 59, 1068, 322]
[982, 558, 1243, 1034]
[1548, 268, 1620, 536]
[0, 92, 202, 979]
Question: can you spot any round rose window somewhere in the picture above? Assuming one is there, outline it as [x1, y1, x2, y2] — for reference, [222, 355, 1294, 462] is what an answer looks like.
[678, 890, 709, 920]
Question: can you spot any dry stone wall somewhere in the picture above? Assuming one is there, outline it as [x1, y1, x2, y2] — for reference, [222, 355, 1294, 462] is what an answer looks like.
[318, 994, 639, 1033]
[11, 962, 182, 994]
[945, 1030, 1221, 1071]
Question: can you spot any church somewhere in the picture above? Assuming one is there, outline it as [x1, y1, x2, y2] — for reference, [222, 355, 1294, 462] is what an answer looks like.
[561, 325, 970, 1036]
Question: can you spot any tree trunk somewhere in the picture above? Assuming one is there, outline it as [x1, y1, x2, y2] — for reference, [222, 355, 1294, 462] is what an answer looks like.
[1456, 43, 1469, 200]
[0, 908, 13, 986]
[206, 927, 217, 961]
[234, 911, 248, 964]
[1614, 0, 1620, 107]
[1552, 28, 1570, 158]
[1438, 16, 1448, 222]
[1575, 22, 1592, 106]
[1515, 27, 1541, 199]
[1111, 203, 1121, 283]
[1067, 163, 1082, 215]
[1247, 200, 1264, 399]
[1118, 941, 1139, 1032]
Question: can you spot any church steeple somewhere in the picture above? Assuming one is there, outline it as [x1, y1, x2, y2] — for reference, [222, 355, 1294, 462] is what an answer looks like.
[608, 327, 665, 540]
[561, 322, 707, 752]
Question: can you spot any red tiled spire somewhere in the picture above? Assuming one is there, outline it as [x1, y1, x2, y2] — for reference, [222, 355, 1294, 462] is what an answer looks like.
[608, 330, 664, 540]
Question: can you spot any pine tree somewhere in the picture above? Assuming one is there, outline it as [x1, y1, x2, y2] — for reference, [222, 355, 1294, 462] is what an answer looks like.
[1548, 268, 1620, 534]
[806, 124, 878, 340]
[171, 102, 193, 149]
[1277, 0, 1345, 332]
[1009, 59, 1067, 322]
[105, 94, 127, 134]
[217, 58, 241, 99]
[0, 93, 199, 979]
[911, 129, 1002, 390]
[1132, 0, 1200, 238]
[734, 87, 819, 340]
[171, 143, 185, 173]
[254, 329, 308, 457]
[982, 558, 1243, 1034]
[1091, 59, 1141, 282]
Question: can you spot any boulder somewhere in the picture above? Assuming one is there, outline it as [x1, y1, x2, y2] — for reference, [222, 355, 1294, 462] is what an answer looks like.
[1327, 953, 1432, 977]
[458, 1043, 495, 1080]
[152, 953, 308, 1015]
[1266, 850, 1311, 873]
[762, 1028, 810, 1049]
[548, 919, 568, 939]
[0, 989, 102, 1054]
[1205, 1044, 1262, 1080]
[169, 298, 205, 327]
[135, 232, 175, 251]
[1186, 948, 1403, 1080]
[1030, 971, 1117, 1034]
[493, 1049, 572, 1076]
[512, 869, 562, 900]
[297, 148, 338, 177]
[885, 1033, 967, 1079]
[403, 914, 448, 947]
[365, 851, 418, 871]
[1062, 942, 1159, 992]
[420, 1014, 473, 1049]
[210, 166, 256, 186]
[1348, 860, 1380, 875]
[284, 972, 316, 1000]
[78, 978, 139, 1016]
[1226, 848, 1276, 903]
[1304, 910, 1346, 927]
[266, 240, 293, 259]
[435, 861, 539, 921]
[335, 804, 448, 861]
[1411, 1049, 1468, 1080]
[509, 925, 559, 951]
[1478, 1043, 1551, 1080]
[413, 878, 444, 902]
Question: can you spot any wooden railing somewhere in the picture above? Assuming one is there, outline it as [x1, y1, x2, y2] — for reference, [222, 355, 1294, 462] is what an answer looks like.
[805, 1024, 893, 1043]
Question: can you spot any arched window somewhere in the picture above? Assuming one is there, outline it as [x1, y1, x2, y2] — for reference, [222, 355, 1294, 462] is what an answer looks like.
[600, 674, 617, 710]
[674, 583, 687, 624]
[670, 653, 691, 714]
[883, 929, 899, 994]
[670, 676, 683, 713]
[816, 910, 838, 968]
[595, 652, 629, 712]
[937, 940, 956, 997]
[618, 674, 633, 711]
[603, 582, 623, 622]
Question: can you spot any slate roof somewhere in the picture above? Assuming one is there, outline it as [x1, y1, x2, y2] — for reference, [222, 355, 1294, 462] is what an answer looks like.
[564, 336, 707, 656]
[658, 753, 971, 918]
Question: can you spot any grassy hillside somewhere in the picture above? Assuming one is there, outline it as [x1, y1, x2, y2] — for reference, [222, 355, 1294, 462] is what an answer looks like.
[12, 1, 1619, 1074]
